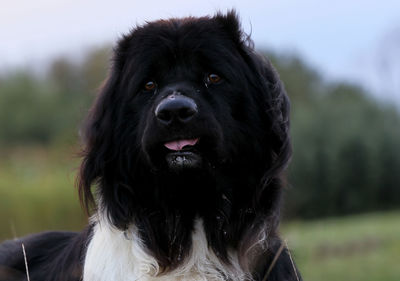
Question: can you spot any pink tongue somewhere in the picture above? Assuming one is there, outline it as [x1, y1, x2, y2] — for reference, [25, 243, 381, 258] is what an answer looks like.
[164, 139, 199, 151]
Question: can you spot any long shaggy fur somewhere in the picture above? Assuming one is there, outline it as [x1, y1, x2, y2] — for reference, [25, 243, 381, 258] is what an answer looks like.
[0, 11, 301, 281]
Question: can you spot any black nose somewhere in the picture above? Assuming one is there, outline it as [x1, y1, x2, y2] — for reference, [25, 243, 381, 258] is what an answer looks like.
[155, 94, 198, 125]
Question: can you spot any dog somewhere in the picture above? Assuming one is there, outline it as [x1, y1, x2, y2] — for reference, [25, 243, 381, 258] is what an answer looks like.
[0, 11, 301, 281]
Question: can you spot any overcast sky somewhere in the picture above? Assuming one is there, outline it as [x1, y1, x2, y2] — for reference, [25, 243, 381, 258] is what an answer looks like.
[1, 0, 399, 104]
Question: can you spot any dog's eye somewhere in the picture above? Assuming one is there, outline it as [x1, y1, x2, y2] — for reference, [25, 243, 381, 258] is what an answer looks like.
[144, 81, 157, 91]
[206, 73, 222, 84]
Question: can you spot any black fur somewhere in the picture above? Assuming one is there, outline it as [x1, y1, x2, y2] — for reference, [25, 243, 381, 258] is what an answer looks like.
[0, 229, 90, 281]
[0, 11, 301, 281]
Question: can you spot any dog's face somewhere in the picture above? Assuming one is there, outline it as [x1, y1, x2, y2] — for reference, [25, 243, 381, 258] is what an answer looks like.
[139, 52, 231, 172]
[79, 12, 291, 235]
[113, 17, 269, 175]
[138, 35, 262, 173]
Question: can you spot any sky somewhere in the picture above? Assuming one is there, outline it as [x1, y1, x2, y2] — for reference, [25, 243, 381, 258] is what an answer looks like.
[1, 0, 399, 105]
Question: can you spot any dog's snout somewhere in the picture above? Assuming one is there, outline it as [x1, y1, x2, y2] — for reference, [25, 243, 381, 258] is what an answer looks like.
[155, 94, 198, 125]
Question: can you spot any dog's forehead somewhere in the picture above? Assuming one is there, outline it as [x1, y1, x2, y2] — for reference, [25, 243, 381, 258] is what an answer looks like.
[112, 16, 251, 88]
[124, 18, 239, 65]
[132, 17, 229, 45]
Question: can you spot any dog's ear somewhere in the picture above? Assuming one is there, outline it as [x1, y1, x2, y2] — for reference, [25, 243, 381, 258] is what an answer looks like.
[77, 70, 119, 214]
[77, 30, 138, 214]
[214, 10, 244, 46]
[248, 52, 292, 187]
[215, 11, 291, 186]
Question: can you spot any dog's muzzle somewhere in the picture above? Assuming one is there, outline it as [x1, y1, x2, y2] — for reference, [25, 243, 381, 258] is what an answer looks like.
[155, 92, 202, 169]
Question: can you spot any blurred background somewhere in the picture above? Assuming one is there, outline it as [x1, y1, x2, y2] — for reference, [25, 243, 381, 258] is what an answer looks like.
[1, 0, 399, 280]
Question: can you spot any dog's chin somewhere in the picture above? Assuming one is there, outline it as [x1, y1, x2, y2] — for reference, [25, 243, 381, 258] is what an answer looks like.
[165, 151, 202, 170]
[164, 139, 204, 171]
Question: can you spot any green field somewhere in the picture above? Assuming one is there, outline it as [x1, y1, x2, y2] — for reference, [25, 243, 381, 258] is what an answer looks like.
[0, 147, 86, 239]
[283, 212, 400, 281]
[0, 147, 399, 280]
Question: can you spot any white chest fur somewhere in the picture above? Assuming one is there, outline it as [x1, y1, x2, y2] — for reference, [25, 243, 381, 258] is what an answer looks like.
[83, 218, 248, 281]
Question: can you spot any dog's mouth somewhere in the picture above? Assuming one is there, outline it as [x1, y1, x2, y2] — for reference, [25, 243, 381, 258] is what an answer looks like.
[163, 138, 202, 169]
[164, 139, 199, 151]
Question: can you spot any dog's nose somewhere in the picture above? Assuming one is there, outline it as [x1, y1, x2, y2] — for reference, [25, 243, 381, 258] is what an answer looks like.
[155, 94, 198, 125]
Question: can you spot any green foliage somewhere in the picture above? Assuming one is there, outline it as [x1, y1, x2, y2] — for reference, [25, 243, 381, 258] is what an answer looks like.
[0, 46, 110, 146]
[265, 52, 400, 218]
[285, 82, 400, 217]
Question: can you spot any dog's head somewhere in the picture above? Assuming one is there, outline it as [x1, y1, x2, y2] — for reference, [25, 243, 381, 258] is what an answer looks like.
[78, 11, 290, 236]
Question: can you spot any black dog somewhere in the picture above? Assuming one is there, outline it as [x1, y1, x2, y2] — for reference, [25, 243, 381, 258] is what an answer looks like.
[0, 11, 301, 281]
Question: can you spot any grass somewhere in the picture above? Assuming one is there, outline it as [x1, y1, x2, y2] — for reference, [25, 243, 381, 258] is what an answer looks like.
[0, 147, 399, 280]
[0, 146, 86, 240]
[282, 212, 400, 281]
